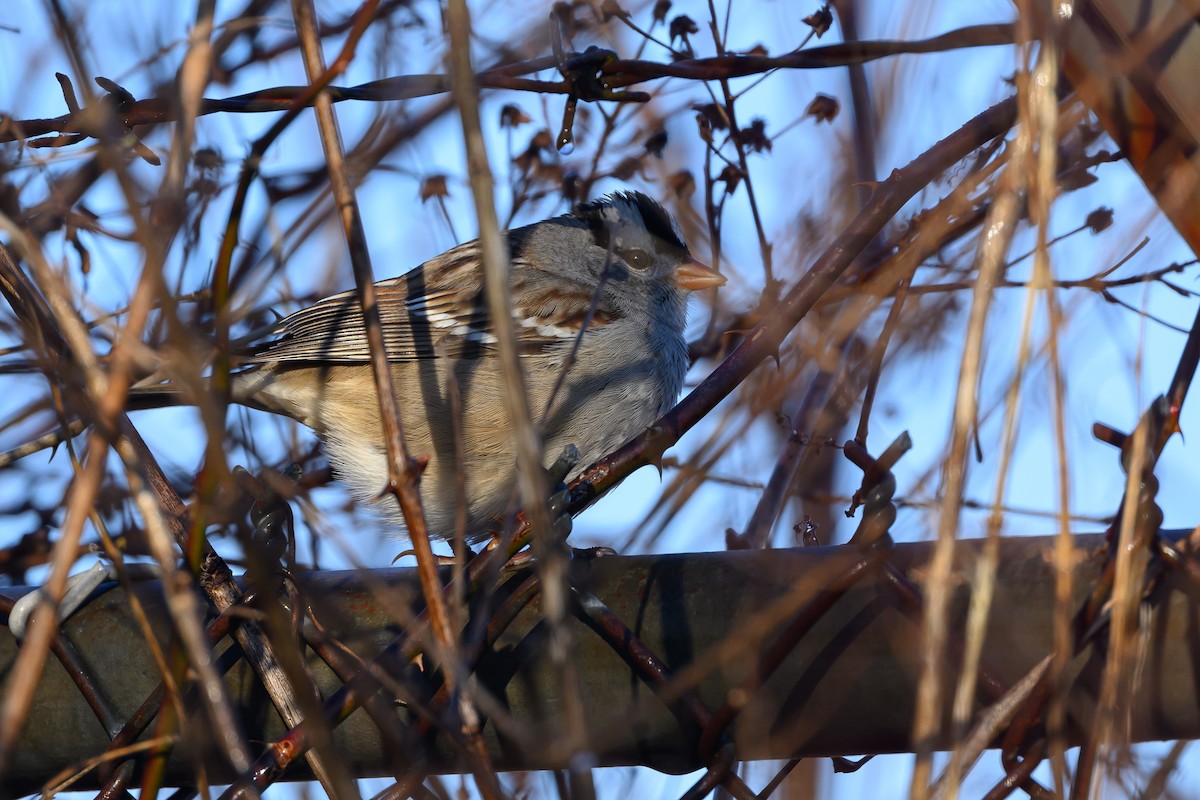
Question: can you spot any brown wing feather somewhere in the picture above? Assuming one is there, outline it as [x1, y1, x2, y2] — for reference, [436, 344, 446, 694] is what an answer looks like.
[243, 243, 614, 364]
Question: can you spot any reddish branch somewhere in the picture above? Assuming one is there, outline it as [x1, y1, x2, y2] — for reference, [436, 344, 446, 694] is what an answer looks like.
[565, 95, 1020, 515]
[1, 23, 1013, 148]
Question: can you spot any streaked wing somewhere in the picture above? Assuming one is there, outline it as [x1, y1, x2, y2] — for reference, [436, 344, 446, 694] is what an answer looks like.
[243, 243, 614, 364]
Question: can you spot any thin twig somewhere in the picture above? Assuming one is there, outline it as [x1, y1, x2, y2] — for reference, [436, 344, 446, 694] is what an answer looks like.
[448, 2, 584, 797]
[2, 24, 1016, 146]
[290, 0, 455, 795]
[910, 58, 1034, 800]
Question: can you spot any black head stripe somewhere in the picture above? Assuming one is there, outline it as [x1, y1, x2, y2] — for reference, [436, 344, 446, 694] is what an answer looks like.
[578, 203, 612, 252]
[621, 191, 685, 250]
[574, 191, 685, 253]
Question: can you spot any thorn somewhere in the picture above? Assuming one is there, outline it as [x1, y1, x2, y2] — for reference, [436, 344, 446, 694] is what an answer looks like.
[1164, 401, 1184, 442]
[55, 73, 80, 113]
[762, 277, 784, 303]
[557, 94, 578, 154]
[131, 139, 160, 166]
[1092, 422, 1128, 449]
[94, 76, 135, 106]
[640, 425, 672, 478]
[645, 447, 664, 478]
[725, 528, 750, 550]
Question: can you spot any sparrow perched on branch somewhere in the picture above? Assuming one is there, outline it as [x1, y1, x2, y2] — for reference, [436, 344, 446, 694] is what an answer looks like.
[134, 192, 725, 540]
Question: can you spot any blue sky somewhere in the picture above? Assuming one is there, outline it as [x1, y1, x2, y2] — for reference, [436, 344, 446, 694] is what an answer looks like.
[2, 0, 1199, 796]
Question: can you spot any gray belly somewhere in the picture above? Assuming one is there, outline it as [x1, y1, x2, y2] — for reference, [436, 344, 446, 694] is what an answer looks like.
[248, 344, 680, 540]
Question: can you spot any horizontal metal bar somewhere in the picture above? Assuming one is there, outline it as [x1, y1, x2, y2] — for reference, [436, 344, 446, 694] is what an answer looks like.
[1, 532, 1196, 790]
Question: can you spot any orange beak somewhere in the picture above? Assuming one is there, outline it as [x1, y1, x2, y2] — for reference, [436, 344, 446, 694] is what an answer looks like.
[674, 259, 726, 291]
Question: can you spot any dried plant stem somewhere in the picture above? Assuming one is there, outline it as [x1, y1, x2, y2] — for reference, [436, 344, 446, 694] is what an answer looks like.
[909, 61, 1035, 800]
[941, 213, 1038, 800]
[115, 425, 259, 779]
[290, 0, 460, 796]
[0, 431, 107, 775]
[1, 1, 323, 778]
[943, 20, 1065, 800]
[447, 2, 589, 797]
[1087, 420, 1151, 796]
[1025, 20, 1075, 795]
[0, 234, 259, 778]
[43, 734, 181, 797]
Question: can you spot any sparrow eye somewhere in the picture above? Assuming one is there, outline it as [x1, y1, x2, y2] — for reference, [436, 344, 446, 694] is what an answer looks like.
[624, 248, 652, 271]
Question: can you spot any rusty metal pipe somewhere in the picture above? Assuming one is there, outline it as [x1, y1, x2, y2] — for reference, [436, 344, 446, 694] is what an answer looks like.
[1, 532, 1197, 791]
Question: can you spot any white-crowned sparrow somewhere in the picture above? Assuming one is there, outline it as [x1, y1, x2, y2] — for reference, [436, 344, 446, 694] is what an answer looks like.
[137, 191, 724, 539]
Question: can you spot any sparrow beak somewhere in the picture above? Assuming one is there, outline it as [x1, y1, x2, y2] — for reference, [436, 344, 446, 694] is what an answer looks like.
[674, 259, 727, 291]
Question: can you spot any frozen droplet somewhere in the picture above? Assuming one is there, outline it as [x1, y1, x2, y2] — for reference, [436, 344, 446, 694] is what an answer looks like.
[558, 140, 575, 155]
